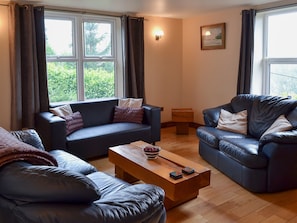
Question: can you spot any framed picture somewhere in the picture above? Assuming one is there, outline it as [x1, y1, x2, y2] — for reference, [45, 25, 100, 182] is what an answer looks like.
[200, 23, 226, 50]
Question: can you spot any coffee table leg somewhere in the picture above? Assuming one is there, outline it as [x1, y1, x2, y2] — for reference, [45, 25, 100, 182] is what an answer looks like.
[115, 166, 139, 183]
[164, 192, 199, 210]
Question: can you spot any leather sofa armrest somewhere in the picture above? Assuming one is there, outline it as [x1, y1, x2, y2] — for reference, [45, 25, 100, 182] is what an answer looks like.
[142, 104, 161, 143]
[259, 137, 297, 192]
[35, 112, 67, 151]
[203, 103, 232, 127]
[259, 130, 297, 149]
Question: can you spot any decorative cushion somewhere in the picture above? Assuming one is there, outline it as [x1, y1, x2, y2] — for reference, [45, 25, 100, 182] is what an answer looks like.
[50, 104, 73, 118]
[0, 127, 57, 167]
[64, 112, 84, 135]
[216, 109, 248, 135]
[113, 106, 144, 124]
[118, 98, 143, 108]
[10, 129, 45, 151]
[261, 115, 293, 138]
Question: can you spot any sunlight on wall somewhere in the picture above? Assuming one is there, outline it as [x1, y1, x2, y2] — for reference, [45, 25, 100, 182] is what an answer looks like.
[0, 6, 12, 130]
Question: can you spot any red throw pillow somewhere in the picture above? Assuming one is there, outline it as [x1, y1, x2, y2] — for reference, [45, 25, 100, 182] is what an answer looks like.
[113, 106, 144, 124]
[64, 112, 84, 135]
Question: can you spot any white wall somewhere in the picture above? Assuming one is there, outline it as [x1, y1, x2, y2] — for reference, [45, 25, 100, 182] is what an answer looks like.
[182, 7, 244, 124]
[144, 16, 183, 122]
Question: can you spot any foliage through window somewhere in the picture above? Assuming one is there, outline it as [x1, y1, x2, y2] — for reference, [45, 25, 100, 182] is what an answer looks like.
[45, 11, 123, 103]
[252, 7, 297, 99]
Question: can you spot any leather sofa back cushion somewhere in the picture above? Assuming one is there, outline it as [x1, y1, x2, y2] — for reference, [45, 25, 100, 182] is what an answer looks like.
[231, 94, 259, 113]
[113, 106, 144, 124]
[70, 99, 118, 127]
[0, 164, 101, 203]
[249, 96, 297, 139]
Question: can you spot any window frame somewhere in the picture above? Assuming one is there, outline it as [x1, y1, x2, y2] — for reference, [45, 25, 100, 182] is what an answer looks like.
[45, 10, 123, 103]
[253, 7, 297, 97]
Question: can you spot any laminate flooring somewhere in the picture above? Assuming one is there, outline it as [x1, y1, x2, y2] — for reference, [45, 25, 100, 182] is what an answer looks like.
[89, 127, 297, 223]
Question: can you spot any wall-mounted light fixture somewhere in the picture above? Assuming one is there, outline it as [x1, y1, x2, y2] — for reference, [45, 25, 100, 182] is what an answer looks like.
[154, 30, 164, 40]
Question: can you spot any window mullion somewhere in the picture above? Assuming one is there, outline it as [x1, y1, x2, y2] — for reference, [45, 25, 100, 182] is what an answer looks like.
[76, 16, 84, 101]
[263, 14, 269, 95]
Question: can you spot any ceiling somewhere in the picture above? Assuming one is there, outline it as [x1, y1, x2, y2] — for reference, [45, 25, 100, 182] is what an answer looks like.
[14, 0, 284, 18]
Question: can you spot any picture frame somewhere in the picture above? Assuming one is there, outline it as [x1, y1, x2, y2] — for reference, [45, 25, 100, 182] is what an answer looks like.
[200, 23, 226, 50]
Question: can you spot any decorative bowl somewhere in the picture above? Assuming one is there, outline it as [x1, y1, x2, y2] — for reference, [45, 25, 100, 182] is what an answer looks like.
[143, 146, 161, 159]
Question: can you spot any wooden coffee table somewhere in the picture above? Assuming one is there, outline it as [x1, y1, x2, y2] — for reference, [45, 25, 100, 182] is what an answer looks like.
[108, 141, 210, 210]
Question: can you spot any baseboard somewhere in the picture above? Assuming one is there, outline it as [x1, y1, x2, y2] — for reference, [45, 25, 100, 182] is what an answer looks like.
[161, 121, 202, 129]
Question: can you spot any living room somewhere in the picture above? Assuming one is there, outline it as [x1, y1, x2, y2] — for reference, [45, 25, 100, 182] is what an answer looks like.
[1, 0, 297, 222]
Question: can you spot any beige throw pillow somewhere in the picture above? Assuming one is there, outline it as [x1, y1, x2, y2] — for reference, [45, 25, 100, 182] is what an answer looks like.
[261, 115, 292, 138]
[118, 98, 143, 108]
[216, 109, 248, 135]
[50, 104, 73, 118]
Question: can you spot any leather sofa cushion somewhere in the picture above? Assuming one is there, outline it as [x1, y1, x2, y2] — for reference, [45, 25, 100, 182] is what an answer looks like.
[87, 171, 130, 197]
[0, 162, 101, 203]
[66, 123, 150, 141]
[219, 138, 268, 169]
[197, 126, 246, 148]
[230, 94, 259, 113]
[70, 99, 118, 127]
[287, 107, 297, 129]
[249, 96, 297, 139]
[49, 149, 97, 175]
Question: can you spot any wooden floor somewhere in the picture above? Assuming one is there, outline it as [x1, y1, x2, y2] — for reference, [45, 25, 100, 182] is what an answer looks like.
[89, 127, 297, 223]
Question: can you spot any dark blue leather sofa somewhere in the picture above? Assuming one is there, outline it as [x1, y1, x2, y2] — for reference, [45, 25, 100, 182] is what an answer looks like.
[197, 94, 297, 192]
[35, 98, 161, 160]
[0, 129, 166, 223]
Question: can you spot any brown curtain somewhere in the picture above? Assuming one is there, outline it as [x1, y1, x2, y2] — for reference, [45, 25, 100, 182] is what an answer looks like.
[122, 16, 145, 101]
[9, 3, 49, 130]
[237, 9, 256, 94]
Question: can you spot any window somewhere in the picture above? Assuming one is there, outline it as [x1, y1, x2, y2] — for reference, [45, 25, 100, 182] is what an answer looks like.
[45, 11, 123, 103]
[252, 7, 297, 99]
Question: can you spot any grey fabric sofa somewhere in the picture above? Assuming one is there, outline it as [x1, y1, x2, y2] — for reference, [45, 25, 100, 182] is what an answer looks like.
[197, 94, 297, 192]
[0, 129, 166, 223]
[35, 98, 161, 160]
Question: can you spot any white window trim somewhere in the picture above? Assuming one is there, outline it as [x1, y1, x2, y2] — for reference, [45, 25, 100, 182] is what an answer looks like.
[252, 7, 297, 96]
[45, 10, 123, 102]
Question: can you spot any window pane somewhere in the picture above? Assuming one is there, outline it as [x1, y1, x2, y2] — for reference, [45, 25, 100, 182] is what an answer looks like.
[84, 62, 115, 99]
[84, 22, 112, 57]
[47, 62, 77, 102]
[268, 12, 297, 58]
[270, 64, 297, 99]
[45, 19, 73, 57]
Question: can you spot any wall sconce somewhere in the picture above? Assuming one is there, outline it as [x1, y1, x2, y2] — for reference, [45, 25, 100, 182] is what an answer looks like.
[154, 30, 164, 40]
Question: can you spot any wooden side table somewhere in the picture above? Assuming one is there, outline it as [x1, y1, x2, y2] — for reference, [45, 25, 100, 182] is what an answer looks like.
[171, 108, 194, 134]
